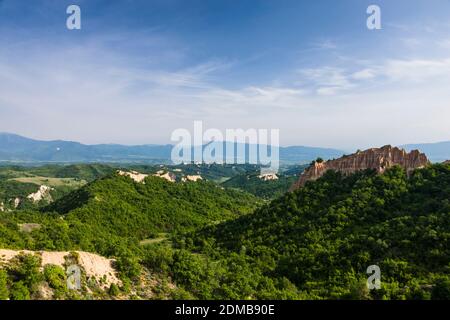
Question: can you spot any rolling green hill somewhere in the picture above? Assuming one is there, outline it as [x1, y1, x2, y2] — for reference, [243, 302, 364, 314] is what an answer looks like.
[179, 163, 450, 299]
[0, 164, 115, 210]
[1, 172, 260, 254]
[2, 163, 449, 300]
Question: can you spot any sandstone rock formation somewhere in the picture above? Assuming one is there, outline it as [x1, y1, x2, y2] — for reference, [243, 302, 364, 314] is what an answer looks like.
[291, 145, 429, 190]
[182, 175, 203, 182]
[258, 173, 279, 181]
[27, 185, 54, 203]
[118, 170, 149, 183]
[13, 197, 21, 208]
[153, 170, 176, 182]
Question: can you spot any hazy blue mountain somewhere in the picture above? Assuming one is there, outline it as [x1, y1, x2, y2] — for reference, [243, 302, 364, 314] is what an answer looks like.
[401, 141, 450, 163]
[0, 132, 344, 164]
[279, 145, 344, 163]
[0, 133, 173, 163]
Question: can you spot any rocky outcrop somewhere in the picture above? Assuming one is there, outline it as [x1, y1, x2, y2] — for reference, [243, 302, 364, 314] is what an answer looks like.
[182, 175, 203, 182]
[27, 185, 54, 203]
[118, 170, 148, 183]
[444, 160, 450, 165]
[13, 197, 21, 208]
[291, 145, 429, 190]
[258, 173, 279, 181]
[153, 170, 176, 183]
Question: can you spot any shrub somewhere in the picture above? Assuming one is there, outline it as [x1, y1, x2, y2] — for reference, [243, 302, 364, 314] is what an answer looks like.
[44, 264, 66, 290]
[115, 252, 141, 281]
[109, 283, 120, 297]
[10, 281, 30, 300]
[9, 254, 43, 293]
[0, 269, 9, 300]
[431, 277, 450, 300]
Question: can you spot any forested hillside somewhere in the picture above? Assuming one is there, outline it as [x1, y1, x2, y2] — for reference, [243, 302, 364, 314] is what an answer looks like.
[1, 164, 449, 300]
[0, 170, 262, 300]
[221, 172, 297, 199]
[1, 172, 259, 253]
[178, 164, 450, 299]
[0, 164, 114, 210]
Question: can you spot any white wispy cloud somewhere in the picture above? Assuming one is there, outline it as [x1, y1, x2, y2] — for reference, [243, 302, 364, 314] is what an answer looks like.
[293, 55, 450, 96]
[297, 67, 354, 95]
[351, 69, 376, 80]
[1, 25, 450, 149]
[381, 58, 450, 82]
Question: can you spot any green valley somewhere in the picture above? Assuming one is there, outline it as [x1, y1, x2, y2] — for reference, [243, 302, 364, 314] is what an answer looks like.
[0, 162, 449, 300]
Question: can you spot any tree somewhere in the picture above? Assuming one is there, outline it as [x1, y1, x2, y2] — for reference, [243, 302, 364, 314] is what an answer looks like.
[10, 254, 43, 293]
[44, 264, 66, 290]
[431, 277, 450, 300]
[109, 283, 120, 297]
[10, 281, 30, 300]
[0, 269, 9, 300]
[115, 251, 141, 281]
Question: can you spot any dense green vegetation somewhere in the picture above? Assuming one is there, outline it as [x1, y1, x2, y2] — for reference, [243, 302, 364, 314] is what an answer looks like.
[1, 162, 449, 300]
[0, 163, 272, 211]
[0, 164, 115, 210]
[125, 163, 261, 183]
[1, 173, 259, 255]
[177, 164, 450, 299]
[0, 169, 261, 299]
[221, 171, 297, 199]
[0, 164, 114, 181]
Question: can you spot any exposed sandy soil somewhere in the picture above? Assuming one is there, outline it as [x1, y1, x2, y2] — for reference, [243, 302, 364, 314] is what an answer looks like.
[117, 170, 148, 183]
[0, 249, 121, 288]
[78, 251, 121, 287]
[182, 175, 203, 182]
[18, 223, 42, 233]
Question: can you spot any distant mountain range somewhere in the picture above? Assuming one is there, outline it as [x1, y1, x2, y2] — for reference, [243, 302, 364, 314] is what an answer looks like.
[0, 133, 344, 165]
[1, 133, 448, 165]
[0, 133, 173, 164]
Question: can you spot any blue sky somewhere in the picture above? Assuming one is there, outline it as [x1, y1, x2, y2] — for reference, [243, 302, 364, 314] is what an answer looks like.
[1, 0, 450, 149]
